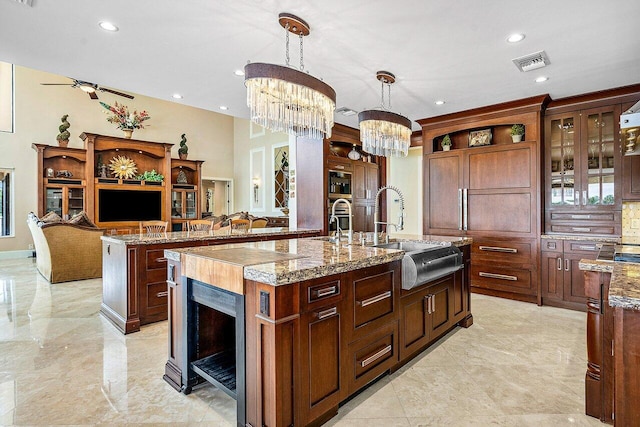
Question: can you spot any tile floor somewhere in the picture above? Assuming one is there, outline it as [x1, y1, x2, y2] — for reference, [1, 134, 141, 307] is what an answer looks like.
[0, 258, 603, 426]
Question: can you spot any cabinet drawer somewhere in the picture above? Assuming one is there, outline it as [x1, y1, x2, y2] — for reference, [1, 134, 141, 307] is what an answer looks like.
[302, 277, 342, 312]
[470, 264, 534, 295]
[347, 321, 398, 394]
[146, 249, 168, 270]
[549, 224, 617, 235]
[563, 240, 602, 254]
[471, 238, 534, 265]
[353, 270, 395, 329]
[327, 158, 352, 171]
[550, 212, 617, 222]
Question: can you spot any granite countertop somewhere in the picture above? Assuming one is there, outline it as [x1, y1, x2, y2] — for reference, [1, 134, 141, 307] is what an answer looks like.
[579, 244, 640, 311]
[386, 233, 472, 247]
[542, 234, 621, 243]
[101, 227, 320, 245]
[166, 235, 470, 287]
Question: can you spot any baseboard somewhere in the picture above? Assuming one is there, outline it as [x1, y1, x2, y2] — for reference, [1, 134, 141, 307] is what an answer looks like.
[0, 250, 34, 260]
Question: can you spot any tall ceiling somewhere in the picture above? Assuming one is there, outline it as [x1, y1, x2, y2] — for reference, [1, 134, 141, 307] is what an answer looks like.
[1, 0, 639, 131]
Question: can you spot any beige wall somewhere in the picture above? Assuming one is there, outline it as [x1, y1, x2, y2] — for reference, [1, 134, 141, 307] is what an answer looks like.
[233, 118, 291, 217]
[0, 65, 235, 253]
[388, 146, 423, 235]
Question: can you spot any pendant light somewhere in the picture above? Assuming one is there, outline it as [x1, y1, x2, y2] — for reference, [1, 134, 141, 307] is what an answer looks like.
[347, 144, 361, 160]
[244, 13, 336, 140]
[359, 71, 411, 157]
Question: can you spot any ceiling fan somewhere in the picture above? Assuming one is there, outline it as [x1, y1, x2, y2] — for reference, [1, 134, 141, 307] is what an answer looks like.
[40, 78, 134, 100]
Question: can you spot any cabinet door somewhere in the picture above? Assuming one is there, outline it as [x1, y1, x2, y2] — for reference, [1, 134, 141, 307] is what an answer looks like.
[623, 154, 640, 200]
[425, 151, 463, 233]
[428, 279, 454, 339]
[546, 112, 581, 210]
[541, 250, 564, 301]
[171, 191, 183, 219]
[67, 187, 85, 217]
[45, 187, 63, 217]
[352, 162, 367, 202]
[299, 304, 342, 423]
[365, 163, 378, 201]
[465, 144, 535, 235]
[580, 106, 621, 210]
[399, 288, 430, 360]
[185, 191, 197, 219]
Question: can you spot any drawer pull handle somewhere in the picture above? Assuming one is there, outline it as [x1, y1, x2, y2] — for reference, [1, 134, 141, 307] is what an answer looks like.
[317, 307, 337, 320]
[315, 286, 338, 298]
[575, 245, 597, 251]
[479, 272, 517, 281]
[565, 259, 570, 272]
[334, 165, 345, 170]
[155, 257, 168, 263]
[156, 291, 169, 298]
[358, 290, 392, 307]
[571, 227, 591, 232]
[571, 215, 591, 219]
[557, 257, 562, 271]
[360, 345, 392, 368]
[479, 246, 518, 254]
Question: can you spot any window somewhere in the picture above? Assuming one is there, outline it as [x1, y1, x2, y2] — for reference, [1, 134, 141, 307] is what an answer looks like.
[0, 169, 13, 237]
[0, 62, 14, 133]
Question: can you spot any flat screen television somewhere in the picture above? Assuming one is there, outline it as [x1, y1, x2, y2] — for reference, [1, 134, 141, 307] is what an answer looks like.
[98, 189, 162, 222]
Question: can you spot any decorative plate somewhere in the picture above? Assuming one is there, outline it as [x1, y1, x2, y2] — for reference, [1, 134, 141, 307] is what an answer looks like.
[109, 155, 138, 179]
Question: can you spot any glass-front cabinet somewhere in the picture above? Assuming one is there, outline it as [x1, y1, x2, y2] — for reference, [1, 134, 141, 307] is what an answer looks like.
[171, 189, 197, 230]
[46, 186, 85, 219]
[545, 104, 621, 235]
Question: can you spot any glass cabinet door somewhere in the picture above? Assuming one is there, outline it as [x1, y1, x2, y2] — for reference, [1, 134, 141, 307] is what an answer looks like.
[171, 191, 183, 218]
[67, 187, 84, 217]
[45, 188, 63, 217]
[549, 116, 577, 207]
[185, 191, 196, 219]
[584, 110, 615, 206]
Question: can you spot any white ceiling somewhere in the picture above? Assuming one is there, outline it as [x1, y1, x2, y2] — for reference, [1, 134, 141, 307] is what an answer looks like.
[1, 0, 639, 132]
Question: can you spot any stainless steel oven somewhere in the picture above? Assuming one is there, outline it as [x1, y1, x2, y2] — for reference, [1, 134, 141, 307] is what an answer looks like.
[328, 201, 352, 232]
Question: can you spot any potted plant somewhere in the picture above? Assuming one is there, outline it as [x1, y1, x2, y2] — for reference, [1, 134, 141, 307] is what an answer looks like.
[510, 124, 525, 143]
[100, 101, 150, 139]
[56, 114, 70, 147]
[178, 134, 188, 159]
[441, 134, 452, 151]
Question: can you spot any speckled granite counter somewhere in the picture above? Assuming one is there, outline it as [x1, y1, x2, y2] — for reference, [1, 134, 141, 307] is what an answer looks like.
[579, 249, 640, 311]
[166, 235, 471, 288]
[387, 233, 472, 248]
[102, 227, 319, 245]
[166, 238, 403, 287]
[542, 234, 620, 243]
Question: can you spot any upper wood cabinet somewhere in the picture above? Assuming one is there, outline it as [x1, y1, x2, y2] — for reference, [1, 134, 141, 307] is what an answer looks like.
[544, 106, 622, 236]
[170, 159, 203, 231]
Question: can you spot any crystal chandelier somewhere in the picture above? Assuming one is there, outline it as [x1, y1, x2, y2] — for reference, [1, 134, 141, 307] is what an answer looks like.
[244, 13, 336, 140]
[359, 71, 411, 157]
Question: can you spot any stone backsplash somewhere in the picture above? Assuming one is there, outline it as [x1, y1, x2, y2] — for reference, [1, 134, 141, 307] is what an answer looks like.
[622, 202, 640, 237]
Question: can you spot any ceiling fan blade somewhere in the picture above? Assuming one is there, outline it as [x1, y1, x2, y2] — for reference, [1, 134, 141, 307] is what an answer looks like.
[99, 87, 134, 99]
[88, 91, 99, 100]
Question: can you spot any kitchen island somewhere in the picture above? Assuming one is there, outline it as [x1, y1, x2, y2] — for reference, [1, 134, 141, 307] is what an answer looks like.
[165, 235, 472, 427]
[100, 227, 320, 334]
[579, 250, 640, 425]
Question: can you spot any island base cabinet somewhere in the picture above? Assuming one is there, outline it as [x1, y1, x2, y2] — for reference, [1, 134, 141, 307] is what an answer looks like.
[613, 307, 640, 426]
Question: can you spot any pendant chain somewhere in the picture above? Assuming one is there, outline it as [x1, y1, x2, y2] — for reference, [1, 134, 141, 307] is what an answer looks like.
[285, 23, 290, 67]
[299, 33, 304, 71]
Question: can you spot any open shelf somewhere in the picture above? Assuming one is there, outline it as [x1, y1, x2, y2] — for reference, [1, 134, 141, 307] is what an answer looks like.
[191, 350, 237, 399]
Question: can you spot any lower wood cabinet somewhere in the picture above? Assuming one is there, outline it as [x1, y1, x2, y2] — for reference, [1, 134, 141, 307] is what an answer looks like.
[541, 238, 601, 311]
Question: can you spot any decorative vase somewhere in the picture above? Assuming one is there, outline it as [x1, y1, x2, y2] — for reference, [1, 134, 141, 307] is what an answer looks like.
[511, 134, 523, 143]
[123, 129, 133, 139]
[442, 145, 451, 151]
[57, 139, 69, 147]
[179, 152, 188, 160]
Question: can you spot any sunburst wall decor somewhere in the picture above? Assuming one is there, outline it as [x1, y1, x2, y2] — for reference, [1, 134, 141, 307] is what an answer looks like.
[109, 155, 138, 179]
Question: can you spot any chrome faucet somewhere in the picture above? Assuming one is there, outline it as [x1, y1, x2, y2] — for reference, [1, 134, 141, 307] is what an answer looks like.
[329, 198, 352, 244]
[373, 186, 405, 245]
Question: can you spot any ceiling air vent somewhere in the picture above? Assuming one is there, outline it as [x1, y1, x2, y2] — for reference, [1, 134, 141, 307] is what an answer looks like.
[336, 107, 358, 117]
[512, 50, 550, 72]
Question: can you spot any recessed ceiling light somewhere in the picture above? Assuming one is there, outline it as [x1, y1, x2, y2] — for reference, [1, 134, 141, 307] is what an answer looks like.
[435, 100, 445, 105]
[535, 76, 548, 83]
[507, 33, 525, 43]
[172, 94, 183, 99]
[234, 70, 245, 76]
[219, 106, 228, 111]
[98, 21, 119, 32]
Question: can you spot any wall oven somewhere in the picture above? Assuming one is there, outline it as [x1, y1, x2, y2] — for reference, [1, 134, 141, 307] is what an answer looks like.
[328, 201, 352, 232]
